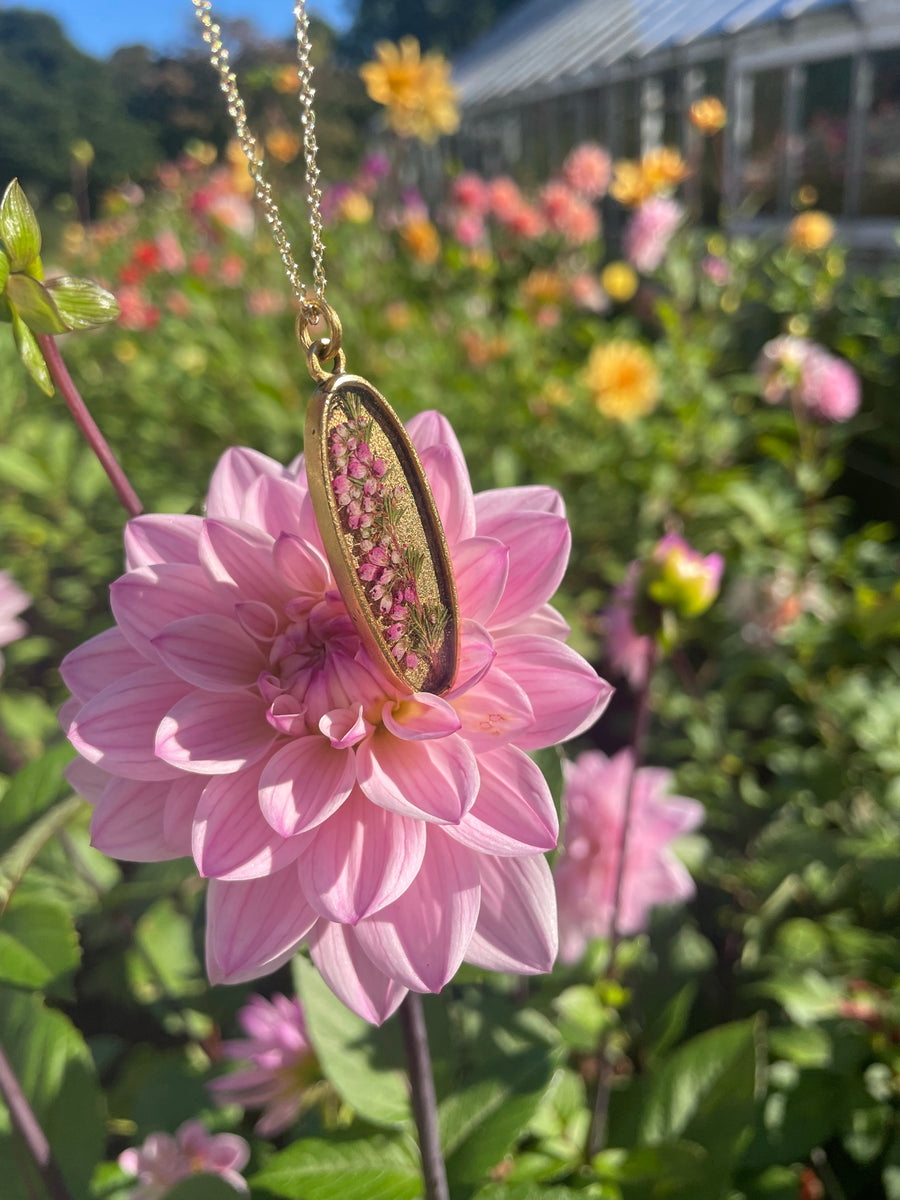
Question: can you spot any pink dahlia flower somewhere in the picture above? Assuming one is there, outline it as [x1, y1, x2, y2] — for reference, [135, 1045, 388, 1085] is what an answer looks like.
[540, 182, 600, 244]
[451, 171, 490, 215]
[601, 567, 652, 691]
[209, 992, 315, 1135]
[62, 413, 611, 1024]
[649, 533, 724, 619]
[0, 570, 30, 677]
[799, 348, 860, 422]
[555, 749, 704, 963]
[562, 143, 612, 199]
[488, 176, 523, 222]
[623, 196, 683, 273]
[118, 1120, 249, 1198]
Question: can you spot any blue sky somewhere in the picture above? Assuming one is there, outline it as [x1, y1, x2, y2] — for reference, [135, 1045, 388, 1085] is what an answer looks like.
[16, 0, 353, 57]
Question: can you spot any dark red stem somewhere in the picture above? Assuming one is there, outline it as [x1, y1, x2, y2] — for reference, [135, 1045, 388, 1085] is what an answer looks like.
[0, 1042, 75, 1200]
[37, 334, 143, 518]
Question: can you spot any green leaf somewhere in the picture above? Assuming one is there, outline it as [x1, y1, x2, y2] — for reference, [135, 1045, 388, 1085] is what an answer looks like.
[0, 249, 9, 292]
[11, 309, 53, 395]
[0, 795, 86, 911]
[0, 180, 41, 271]
[0, 987, 104, 1200]
[126, 898, 204, 1001]
[293, 955, 411, 1128]
[0, 894, 80, 991]
[45, 276, 120, 329]
[0, 741, 76, 840]
[251, 1135, 420, 1200]
[6, 273, 67, 335]
[164, 1174, 247, 1199]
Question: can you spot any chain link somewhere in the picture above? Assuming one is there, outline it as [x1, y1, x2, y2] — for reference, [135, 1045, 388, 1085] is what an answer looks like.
[191, 0, 326, 307]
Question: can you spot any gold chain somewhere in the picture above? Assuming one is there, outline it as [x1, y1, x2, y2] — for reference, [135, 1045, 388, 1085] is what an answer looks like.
[191, 0, 326, 308]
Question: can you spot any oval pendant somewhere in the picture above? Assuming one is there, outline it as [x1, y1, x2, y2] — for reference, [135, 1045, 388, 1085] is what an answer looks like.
[305, 373, 460, 695]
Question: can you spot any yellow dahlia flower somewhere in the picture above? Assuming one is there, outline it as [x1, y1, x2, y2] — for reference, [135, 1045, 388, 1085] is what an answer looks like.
[360, 37, 460, 143]
[584, 341, 661, 420]
[787, 210, 835, 252]
[600, 261, 639, 303]
[688, 96, 727, 135]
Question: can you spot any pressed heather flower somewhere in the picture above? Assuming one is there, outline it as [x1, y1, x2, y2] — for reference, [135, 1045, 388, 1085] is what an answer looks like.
[209, 993, 316, 1135]
[787, 210, 835, 252]
[555, 749, 704, 963]
[118, 1120, 249, 1198]
[0, 571, 30, 677]
[623, 197, 683, 273]
[62, 412, 611, 1024]
[562, 143, 612, 199]
[584, 340, 660, 421]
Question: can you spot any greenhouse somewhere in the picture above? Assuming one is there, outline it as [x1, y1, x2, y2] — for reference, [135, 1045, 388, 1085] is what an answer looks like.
[451, 0, 900, 243]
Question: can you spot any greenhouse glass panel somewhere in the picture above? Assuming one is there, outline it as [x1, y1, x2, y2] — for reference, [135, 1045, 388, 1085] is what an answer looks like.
[742, 67, 785, 216]
[798, 56, 852, 214]
[860, 50, 900, 217]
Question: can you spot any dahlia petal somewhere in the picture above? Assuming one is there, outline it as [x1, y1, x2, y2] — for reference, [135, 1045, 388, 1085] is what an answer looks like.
[418, 443, 476, 544]
[451, 667, 534, 750]
[267, 695, 309, 736]
[64, 757, 111, 805]
[474, 484, 565, 523]
[298, 788, 426, 923]
[200, 520, 293, 606]
[58, 696, 80, 732]
[206, 446, 287, 520]
[234, 601, 280, 642]
[90, 777, 176, 861]
[124, 513, 204, 569]
[496, 602, 571, 640]
[193, 764, 312, 880]
[307, 921, 407, 1025]
[111, 563, 236, 658]
[445, 620, 496, 699]
[258, 736, 355, 836]
[482, 511, 571, 628]
[495, 635, 613, 750]
[60, 627, 149, 702]
[382, 693, 461, 741]
[297, 490, 325, 551]
[272, 533, 330, 597]
[319, 705, 371, 749]
[451, 537, 509, 625]
[357, 728, 478, 824]
[68, 667, 192, 780]
[206, 871, 316, 985]
[156, 690, 276, 774]
[241, 474, 309, 540]
[163, 775, 206, 855]
[465, 853, 558, 974]
[353, 832, 481, 993]
[443, 745, 558, 856]
[152, 614, 265, 691]
[407, 410, 468, 463]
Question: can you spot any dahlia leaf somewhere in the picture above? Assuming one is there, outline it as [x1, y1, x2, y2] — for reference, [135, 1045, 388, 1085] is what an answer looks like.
[0, 740, 75, 840]
[0, 894, 80, 994]
[0, 795, 85, 912]
[45, 275, 120, 329]
[164, 1178, 245, 1200]
[251, 1134, 421, 1200]
[0, 179, 41, 271]
[293, 954, 411, 1128]
[0, 987, 104, 1200]
[6, 272, 67, 334]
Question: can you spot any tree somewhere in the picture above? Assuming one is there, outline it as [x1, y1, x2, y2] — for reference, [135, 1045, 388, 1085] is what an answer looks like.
[340, 0, 526, 60]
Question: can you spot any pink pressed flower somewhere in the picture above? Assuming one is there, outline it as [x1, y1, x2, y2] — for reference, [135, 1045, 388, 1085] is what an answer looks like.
[555, 749, 704, 963]
[0, 570, 30, 677]
[451, 172, 490, 214]
[209, 993, 315, 1135]
[562, 143, 612, 199]
[602, 566, 652, 690]
[118, 1119, 249, 1199]
[623, 197, 683, 272]
[799, 349, 860, 422]
[488, 176, 523, 222]
[62, 412, 611, 1024]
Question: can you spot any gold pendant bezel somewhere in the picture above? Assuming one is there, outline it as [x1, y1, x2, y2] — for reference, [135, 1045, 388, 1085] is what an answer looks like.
[305, 371, 460, 696]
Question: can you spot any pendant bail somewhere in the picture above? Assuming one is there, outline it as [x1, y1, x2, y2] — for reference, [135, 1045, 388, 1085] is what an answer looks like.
[297, 296, 346, 382]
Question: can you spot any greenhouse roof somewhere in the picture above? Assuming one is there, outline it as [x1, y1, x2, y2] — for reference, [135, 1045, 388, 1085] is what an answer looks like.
[454, 0, 851, 106]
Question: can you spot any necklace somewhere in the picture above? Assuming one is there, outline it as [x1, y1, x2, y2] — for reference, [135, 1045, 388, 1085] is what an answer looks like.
[192, 0, 459, 696]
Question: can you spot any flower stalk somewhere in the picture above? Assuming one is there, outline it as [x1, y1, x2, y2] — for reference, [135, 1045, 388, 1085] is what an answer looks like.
[36, 334, 143, 518]
[399, 993, 449, 1200]
[0, 1041, 76, 1200]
